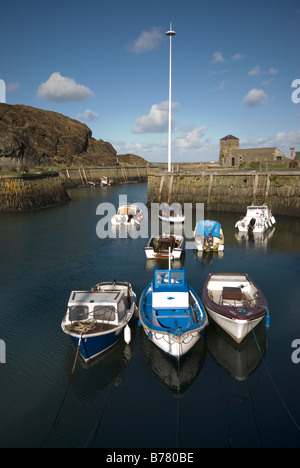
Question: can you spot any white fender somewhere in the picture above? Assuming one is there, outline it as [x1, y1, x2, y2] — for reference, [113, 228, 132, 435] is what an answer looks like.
[124, 325, 131, 344]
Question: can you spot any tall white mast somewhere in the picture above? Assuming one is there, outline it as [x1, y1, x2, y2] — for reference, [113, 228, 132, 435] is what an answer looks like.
[166, 22, 176, 173]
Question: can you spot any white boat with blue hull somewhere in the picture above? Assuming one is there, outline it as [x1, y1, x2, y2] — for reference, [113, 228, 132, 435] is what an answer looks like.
[138, 268, 208, 360]
[61, 281, 137, 362]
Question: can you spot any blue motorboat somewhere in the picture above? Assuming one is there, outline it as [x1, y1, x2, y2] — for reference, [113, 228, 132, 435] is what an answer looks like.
[138, 267, 208, 360]
[61, 281, 137, 362]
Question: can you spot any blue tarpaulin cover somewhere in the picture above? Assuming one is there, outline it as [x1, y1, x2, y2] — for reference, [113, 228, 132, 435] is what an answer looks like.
[196, 220, 222, 237]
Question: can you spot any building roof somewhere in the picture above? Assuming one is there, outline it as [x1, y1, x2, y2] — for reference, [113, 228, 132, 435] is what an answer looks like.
[220, 134, 239, 141]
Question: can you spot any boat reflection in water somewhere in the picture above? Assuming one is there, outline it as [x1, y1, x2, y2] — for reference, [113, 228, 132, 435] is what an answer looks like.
[235, 227, 275, 250]
[207, 320, 268, 382]
[140, 330, 206, 397]
[63, 337, 133, 403]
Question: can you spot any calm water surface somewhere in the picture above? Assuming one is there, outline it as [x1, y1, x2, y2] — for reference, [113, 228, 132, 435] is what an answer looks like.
[0, 183, 299, 448]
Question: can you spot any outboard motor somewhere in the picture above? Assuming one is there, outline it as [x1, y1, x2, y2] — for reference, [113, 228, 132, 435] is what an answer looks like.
[248, 218, 256, 232]
[207, 232, 214, 249]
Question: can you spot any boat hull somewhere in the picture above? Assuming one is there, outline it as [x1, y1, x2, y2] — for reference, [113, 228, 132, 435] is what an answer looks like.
[204, 305, 265, 343]
[158, 215, 185, 224]
[68, 327, 125, 362]
[140, 325, 202, 360]
[139, 274, 208, 360]
[194, 241, 224, 252]
[202, 272, 269, 344]
[144, 247, 182, 259]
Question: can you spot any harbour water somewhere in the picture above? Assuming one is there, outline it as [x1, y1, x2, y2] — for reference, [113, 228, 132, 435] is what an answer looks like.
[0, 182, 299, 448]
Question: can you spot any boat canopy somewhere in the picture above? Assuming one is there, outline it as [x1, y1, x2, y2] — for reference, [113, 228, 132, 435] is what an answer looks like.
[196, 220, 222, 238]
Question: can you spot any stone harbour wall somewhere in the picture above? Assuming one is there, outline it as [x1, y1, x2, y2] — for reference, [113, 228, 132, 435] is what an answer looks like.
[0, 172, 70, 213]
[147, 171, 300, 216]
[59, 166, 149, 187]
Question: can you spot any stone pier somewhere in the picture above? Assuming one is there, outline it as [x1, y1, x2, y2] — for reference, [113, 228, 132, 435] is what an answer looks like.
[147, 170, 300, 216]
[0, 172, 70, 213]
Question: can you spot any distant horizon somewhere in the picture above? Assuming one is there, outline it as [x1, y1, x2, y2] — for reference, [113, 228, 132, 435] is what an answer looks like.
[1, 0, 299, 163]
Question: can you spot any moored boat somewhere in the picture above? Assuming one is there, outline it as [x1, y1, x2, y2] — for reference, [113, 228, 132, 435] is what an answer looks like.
[235, 205, 275, 234]
[202, 273, 270, 344]
[144, 233, 184, 259]
[61, 281, 137, 362]
[158, 205, 185, 224]
[139, 267, 208, 360]
[194, 220, 224, 251]
[111, 203, 143, 225]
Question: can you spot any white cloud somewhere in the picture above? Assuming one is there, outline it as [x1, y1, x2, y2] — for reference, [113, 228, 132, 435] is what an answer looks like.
[241, 130, 300, 156]
[77, 109, 99, 122]
[248, 65, 261, 76]
[269, 67, 279, 75]
[6, 81, 20, 92]
[131, 101, 180, 134]
[37, 72, 94, 102]
[243, 88, 268, 106]
[127, 27, 162, 54]
[114, 126, 215, 162]
[231, 53, 244, 61]
[211, 52, 226, 63]
[175, 126, 208, 149]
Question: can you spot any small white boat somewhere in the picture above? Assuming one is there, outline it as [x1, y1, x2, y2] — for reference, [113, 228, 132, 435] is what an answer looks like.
[144, 234, 184, 259]
[194, 220, 224, 252]
[111, 203, 143, 226]
[88, 177, 111, 187]
[235, 205, 275, 234]
[61, 281, 137, 362]
[158, 205, 185, 224]
[202, 273, 270, 344]
[139, 267, 208, 360]
[100, 176, 111, 186]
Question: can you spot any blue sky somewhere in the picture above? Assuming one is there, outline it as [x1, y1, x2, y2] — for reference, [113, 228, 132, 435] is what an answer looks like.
[1, 0, 300, 163]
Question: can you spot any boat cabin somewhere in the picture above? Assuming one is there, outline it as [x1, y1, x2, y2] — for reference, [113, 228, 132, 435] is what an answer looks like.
[67, 290, 127, 326]
[151, 269, 190, 329]
[117, 204, 139, 216]
[246, 206, 268, 217]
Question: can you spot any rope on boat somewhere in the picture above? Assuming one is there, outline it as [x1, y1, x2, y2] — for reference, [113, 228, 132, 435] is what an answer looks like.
[40, 332, 84, 447]
[250, 323, 300, 433]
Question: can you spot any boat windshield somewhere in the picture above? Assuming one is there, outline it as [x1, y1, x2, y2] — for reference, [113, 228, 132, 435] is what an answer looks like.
[93, 305, 116, 322]
[155, 270, 185, 287]
[69, 305, 89, 321]
[247, 206, 267, 214]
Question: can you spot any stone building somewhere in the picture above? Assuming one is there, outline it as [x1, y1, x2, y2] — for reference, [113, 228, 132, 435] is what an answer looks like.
[219, 134, 288, 167]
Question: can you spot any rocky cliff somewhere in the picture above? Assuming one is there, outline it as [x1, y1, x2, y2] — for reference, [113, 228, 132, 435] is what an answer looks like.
[0, 103, 117, 170]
